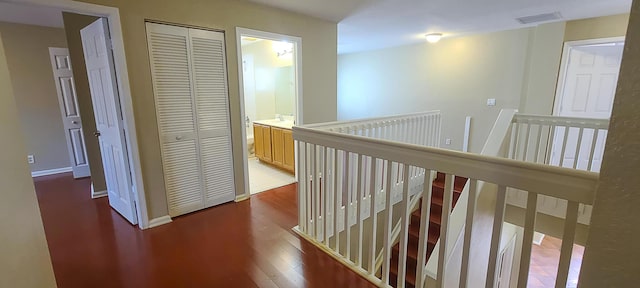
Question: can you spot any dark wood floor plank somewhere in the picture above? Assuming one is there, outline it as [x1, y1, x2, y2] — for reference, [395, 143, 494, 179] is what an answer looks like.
[34, 173, 374, 288]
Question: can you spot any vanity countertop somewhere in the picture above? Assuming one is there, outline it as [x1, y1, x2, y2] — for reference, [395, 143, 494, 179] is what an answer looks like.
[253, 119, 295, 130]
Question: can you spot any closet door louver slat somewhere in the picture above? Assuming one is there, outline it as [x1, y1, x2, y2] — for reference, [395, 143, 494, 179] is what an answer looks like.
[189, 29, 236, 206]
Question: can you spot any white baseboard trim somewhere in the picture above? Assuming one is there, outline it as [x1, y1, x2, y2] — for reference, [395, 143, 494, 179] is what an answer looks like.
[148, 216, 172, 229]
[31, 167, 72, 177]
[235, 194, 250, 202]
[90, 183, 108, 199]
[533, 232, 546, 245]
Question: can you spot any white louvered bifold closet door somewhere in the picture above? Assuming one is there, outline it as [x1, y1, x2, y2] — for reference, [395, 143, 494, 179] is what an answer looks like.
[188, 29, 236, 208]
[146, 23, 235, 217]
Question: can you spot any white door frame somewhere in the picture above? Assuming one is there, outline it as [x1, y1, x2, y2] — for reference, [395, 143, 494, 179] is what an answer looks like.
[235, 27, 303, 200]
[552, 36, 625, 116]
[15, 0, 150, 229]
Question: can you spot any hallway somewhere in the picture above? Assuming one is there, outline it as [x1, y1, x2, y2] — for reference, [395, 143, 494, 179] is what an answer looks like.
[34, 173, 373, 288]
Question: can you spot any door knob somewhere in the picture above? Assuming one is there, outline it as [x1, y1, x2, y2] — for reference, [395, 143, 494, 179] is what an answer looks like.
[94, 131, 101, 137]
[71, 120, 78, 124]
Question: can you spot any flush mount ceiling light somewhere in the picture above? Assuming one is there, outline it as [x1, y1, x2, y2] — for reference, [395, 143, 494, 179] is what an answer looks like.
[425, 33, 443, 43]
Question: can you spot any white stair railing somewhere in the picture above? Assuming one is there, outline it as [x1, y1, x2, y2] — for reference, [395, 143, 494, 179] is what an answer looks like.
[293, 110, 599, 288]
[508, 114, 609, 171]
[295, 112, 441, 248]
[506, 114, 609, 226]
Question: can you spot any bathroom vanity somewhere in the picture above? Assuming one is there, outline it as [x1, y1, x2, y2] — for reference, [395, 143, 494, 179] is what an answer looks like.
[253, 120, 295, 174]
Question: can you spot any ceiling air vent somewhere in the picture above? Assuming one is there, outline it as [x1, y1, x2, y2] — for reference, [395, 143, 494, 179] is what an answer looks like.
[516, 12, 562, 24]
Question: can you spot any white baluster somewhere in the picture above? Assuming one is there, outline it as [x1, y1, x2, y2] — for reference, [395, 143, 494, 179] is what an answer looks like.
[397, 163, 411, 288]
[333, 149, 340, 252]
[437, 174, 455, 288]
[382, 160, 394, 285]
[298, 141, 307, 233]
[368, 157, 379, 275]
[587, 128, 600, 171]
[559, 126, 571, 167]
[517, 192, 538, 288]
[356, 154, 364, 266]
[485, 185, 507, 288]
[416, 169, 434, 288]
[555, 201, 579, 288]
[459, 179, 478, 288]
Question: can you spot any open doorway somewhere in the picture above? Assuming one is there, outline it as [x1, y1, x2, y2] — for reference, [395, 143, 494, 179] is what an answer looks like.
[550, 37, 625, 172]
[0, 1, 148, 228]
[236, 28, 302, 196]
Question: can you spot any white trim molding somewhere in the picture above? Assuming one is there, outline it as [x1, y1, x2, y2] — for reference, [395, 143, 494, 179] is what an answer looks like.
[553, 36, 626, 116]
[90, 182, 107, 199]
[16, 0, 151, 229]
[147, 216, 172, 229]
[235, 27, 303, 200]
[235, 194, 250, 202]
[31, 167, 72, 177]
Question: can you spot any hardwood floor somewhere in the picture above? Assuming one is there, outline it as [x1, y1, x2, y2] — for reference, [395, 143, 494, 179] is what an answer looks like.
[34, 173, 375, 288]
[528, 235, 584, 288]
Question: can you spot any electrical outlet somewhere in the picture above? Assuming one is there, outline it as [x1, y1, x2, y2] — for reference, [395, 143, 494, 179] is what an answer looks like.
[445, 138, 452, 145]
[27, 155, 35, 164]
[487, 98, 497, 106]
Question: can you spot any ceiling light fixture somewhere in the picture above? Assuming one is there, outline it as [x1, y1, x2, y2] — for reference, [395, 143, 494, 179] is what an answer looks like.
[425, 33, 443, 43]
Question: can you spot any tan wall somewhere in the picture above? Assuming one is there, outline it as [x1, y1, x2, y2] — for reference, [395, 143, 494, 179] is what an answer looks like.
[338, 28, 531, 152]
[62, 13, 105, 191]
[565, 13, 630, 42]
[0, 32, 57, 288]
[80, 0, 338, 218]
[579, 2, 640, 286]
[0, 22, 70, 172]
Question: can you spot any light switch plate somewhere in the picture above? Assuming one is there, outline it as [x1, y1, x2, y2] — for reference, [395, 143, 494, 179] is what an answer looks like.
[487, 98, 497, 106]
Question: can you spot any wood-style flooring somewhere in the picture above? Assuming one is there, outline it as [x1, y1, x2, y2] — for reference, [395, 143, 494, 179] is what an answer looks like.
[34, 173, 374, 288]
[528, 235, 584, 288]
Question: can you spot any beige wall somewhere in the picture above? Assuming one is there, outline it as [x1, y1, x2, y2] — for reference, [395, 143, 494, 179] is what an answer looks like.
[519, 22, 566, 115]
[241, 40, 294, 121]
[0, 22, 70, 172]
[338, 14, 630, 153]
[579, 2, 640, 286]
[338, 28, 531, 152]
[565, 13, 630, 42]
[0, 32, 57, 288]
[62, 13, 105, 191]
[79, 0, 338, 218]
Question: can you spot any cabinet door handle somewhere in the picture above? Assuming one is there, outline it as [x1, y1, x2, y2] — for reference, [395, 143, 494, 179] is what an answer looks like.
[176, 136, 183, 140]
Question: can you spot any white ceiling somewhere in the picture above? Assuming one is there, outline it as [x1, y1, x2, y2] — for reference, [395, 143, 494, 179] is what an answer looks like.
[249, 0, 632, 54]
[0, 2, 64, 28]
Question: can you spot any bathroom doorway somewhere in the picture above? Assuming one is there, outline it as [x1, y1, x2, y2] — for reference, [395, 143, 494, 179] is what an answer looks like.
[236, 28, 302, 196]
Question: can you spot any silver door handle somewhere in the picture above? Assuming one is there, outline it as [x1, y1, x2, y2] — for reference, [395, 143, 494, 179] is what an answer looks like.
[71, 120, 78, 124]
[94, 131, 101, 137]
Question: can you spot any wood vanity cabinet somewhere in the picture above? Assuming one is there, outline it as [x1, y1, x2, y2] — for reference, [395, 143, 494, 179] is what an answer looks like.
[254, 124, 271, 162]
[253, 123, 295, 174]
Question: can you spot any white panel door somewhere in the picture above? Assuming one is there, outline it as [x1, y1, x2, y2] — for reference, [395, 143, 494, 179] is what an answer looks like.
[552, 42, 623, 171]
[146, 23, 205, 216]
[81, 18, 138, 224]
[48, 47, 90, 179]
[188, 28, 236, 207]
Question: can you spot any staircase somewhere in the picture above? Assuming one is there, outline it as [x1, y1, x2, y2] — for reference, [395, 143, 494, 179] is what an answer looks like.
[390, 172, 468, 288]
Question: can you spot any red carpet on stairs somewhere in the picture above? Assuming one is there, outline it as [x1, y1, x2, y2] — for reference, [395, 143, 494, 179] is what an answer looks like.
[390, 172, 467, 288]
